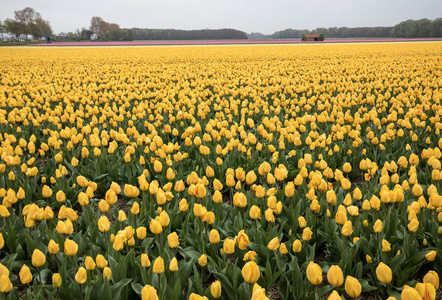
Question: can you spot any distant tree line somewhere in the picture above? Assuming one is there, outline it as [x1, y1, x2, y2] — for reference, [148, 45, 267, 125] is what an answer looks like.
[64, 17, 247, 41]
[1, 7, 52, 41]
[130, 28, 247, 40]
[250, 18, 442, 39]
[391, 18, 442, 38]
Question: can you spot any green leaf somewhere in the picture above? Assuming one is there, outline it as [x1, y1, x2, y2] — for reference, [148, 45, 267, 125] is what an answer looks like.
[170, 277, 182, 300]
[131, 282, 144, 295]
[111, 278, 132, 300]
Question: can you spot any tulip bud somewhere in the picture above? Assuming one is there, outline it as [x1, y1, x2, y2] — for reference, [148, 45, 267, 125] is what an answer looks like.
[96, 254, 108, 269]
[242, 261, 260, 284]
[306, 261, 322, 285]
[75, 267, 87, 284]
[0, 274, 12, 293]
[32, 249, 46, 268]
[373, 219, 383, 233]
[141, 285, 158, 300]
[401, 285, 422, 300]
[19, 264, 32, 284]
[85, 256, 96, 271]
[345, 276, 361, 298]
[327, 291, 342, 300]
[103, 267, 112, 281]
[149, 219, 162, 235]
[381, 239, 391, 252]
[233, 231, 248, 250]
[423, 270, 440, 290]
[327, 265, 344, 287]
[198, 254, 207, 267]
[52, 273, 62, 288]
[210, 280, 222, 298]
[292, 239, 302, 253]
[152, 257, 165, 274]
[375, 262, 392, 283]
[141, 254, 151, 268]
[426, 250, 437, 262]
[64, 239, 79, 256]
[249, 205, 261, 220]
[223, 238, 235, 254]
[167, 232, 179, 248]
[267, 237, 280, 251]
[302, 227, 313, 241]
[209, 229, 220, 244]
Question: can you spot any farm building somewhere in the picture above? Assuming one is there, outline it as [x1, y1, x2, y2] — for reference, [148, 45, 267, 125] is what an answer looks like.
[301, 34, 324, 41]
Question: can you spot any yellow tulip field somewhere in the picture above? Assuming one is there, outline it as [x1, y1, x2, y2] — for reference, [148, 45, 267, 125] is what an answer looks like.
[0, 42, 442, 299]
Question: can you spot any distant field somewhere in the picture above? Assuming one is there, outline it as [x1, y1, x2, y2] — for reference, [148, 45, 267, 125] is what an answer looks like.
[33, 37, 442, 46]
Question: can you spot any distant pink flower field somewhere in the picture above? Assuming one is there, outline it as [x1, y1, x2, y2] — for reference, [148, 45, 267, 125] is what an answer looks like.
[35, 38, 442, 46]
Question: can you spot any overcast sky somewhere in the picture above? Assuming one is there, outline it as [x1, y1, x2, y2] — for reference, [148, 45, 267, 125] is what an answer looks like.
[1, 0, 441, 35]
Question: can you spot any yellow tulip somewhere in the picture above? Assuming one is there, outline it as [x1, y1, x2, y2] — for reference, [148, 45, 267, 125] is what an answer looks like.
[85, 256, 96, 271]
[306, 261, 322, 285]
[401, 285, 422, 300]
[223, 238, 235, 254]
[103, 267, 112, 280]
[75, 267, 87, 284]
[234, 231, 249, 250]
[375, 262, 392, 284]
[425, 251, 437, 262]
[152, 257, 164, 274]
[327, 265, 344, 287]
[210, 280, 222, 298]
[345, 276, 361, 298]
[169, 257, 178, 272]
[19, 264, 32, 284]
[31, 249, 46, 268]
[242, 261, 260, 284]
[267, 237, 280, 251]
[52, 273, 62, 288]
[64, 239, 79, 256]
[141, 285, 159, 300]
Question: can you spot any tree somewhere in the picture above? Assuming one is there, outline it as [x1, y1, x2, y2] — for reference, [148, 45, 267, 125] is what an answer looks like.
[90, 16, 104, 36]
[14, 7, 41, 39]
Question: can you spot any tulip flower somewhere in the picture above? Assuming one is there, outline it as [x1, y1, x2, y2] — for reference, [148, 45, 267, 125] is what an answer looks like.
[242, 261, 260, 284]
[327, 265, 344, 287]
[401, 285, 423, 300]
[169, 257, 178, 272]
[425, 251, 437, 262]
[267, 237, 280, 251]
[341, 220, 353, 236]
[85, 256, 96, 271]
[327, 291, 341, 300]
[141, 285, 159, 300]
[306, 261, 322, 285]
[32, 249, 46, 268]
[64, 239, 79, 256]
[52, 273, 62, 288]
[48, 239, 59, 254]
[209, 229, 220, 244]
[0, 274, 12, 293]
[292, 239, 302, 253]
[302, 227, 313, 241]
[75, 267, 87, 284]
[19, 264, 32, 284]
[375, 262, 392, 284]
[345, 276, 361, 298]
[103, 267, 112, 281]
[236, 230, 250, 250]
[210, 280, 222, 298]
[198, 254, 207, 267]
[149, 219, 162, 235]
[152, 257, 164, 274]
[423, 270, 439, 290]
[96, 254, 108, 269]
